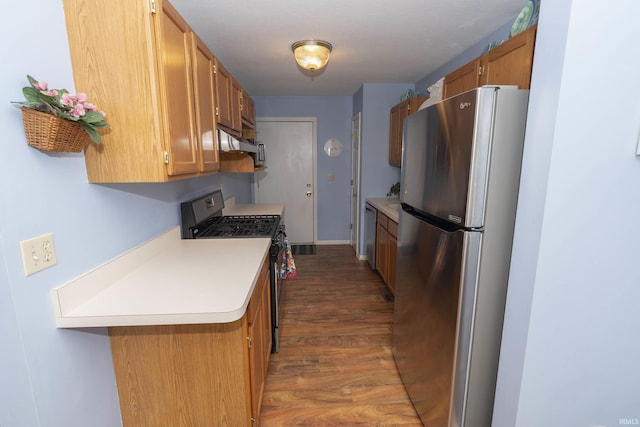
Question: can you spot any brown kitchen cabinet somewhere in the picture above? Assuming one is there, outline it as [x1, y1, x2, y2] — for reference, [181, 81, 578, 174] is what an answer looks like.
[443, 25, 537, 99]
[108, 258, 272, 427]
[63, 0, 220, 183]
[192, 33, 220, 173]
[375, 211, 398, 294]
[389, 97, 428, 167]
[214, 64, 243, 137]
[213, 57, 234, 131]
[241, 88, 256, 129]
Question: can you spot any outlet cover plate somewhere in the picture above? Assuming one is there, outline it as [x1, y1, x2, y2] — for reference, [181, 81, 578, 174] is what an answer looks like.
[19, 233, 57, 276]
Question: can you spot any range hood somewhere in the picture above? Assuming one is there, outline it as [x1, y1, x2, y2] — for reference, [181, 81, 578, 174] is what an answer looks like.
[218, 129, 257, 153]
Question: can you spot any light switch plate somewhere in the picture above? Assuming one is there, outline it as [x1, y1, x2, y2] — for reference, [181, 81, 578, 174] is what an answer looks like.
[19, 233, 57, 276]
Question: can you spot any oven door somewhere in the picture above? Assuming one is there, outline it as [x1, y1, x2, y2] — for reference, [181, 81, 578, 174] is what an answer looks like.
[270, 228, 285, 352]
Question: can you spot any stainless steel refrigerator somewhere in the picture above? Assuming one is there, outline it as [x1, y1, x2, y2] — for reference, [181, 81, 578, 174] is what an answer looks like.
[392, 86, 529, 427]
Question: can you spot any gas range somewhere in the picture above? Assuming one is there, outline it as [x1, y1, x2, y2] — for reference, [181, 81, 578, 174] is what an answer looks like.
[180, 190, 281, 240]
[179, 190, 286, 353]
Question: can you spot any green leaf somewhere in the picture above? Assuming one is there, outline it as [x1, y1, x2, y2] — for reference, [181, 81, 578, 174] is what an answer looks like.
[82, 111, 106, 124]
[22, 87, 44, 104]
[81, 122, 101, 144]
[91, 121, 110, 129]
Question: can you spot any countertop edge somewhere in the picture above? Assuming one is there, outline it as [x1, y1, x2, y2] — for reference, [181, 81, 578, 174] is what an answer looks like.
[366, 198, 401, 223]
[51, 224, 272, 328]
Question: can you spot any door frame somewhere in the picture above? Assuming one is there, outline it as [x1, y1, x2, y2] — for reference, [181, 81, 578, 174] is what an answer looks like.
[350, 112, 362, 256]
[253, 117, 318, 244]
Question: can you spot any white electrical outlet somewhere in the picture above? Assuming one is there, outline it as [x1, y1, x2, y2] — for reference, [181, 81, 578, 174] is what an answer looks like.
[19, 233, 57, 276]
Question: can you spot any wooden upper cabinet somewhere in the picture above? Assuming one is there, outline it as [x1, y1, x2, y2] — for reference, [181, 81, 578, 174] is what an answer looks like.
[241, 89, 256, 129]
[62, 0, 208, 182]
[443, 25, 537, 99]
[191, 34, 220, 173]
[481, 25, 536, 88]
[156, 3, 199, 176]
[230, 77, 243, 135]
[389, 97, 427, 167]
[214, 58, 233, 130]
[442, 58, 481, 100]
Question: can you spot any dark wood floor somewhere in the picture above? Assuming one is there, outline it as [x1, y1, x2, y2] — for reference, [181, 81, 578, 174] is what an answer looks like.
[260, 245, 422, 426]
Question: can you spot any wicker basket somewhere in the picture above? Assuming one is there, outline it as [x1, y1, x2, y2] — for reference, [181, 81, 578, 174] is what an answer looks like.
[21, 107, 90, 152]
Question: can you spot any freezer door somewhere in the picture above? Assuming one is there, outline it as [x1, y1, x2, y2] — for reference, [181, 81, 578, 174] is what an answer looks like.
[392, 209, 481, 427]
[401, 88, 496, 228]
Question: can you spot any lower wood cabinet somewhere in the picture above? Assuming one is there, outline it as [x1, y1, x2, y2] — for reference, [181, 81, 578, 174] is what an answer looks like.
[375, 211, 398, 294]
[109, 258, 271, 427]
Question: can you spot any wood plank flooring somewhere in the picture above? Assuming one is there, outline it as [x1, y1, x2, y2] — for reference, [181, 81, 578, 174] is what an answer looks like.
[260, 245, 422, 426]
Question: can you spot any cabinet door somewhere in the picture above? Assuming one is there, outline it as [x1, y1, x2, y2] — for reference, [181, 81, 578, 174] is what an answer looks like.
[192, 34, 220, 173]
[376, 222, 389, 282]
[389, 102, 403, 167]
[247, 259, 271, 423]
[389, 97, 427, 167]
[443, 59, 480, 99]
[214, 58, 233, 129]
[481, 25, 536, 89]
[388, 221, 398, 295]
[230, 77, 243, 134]
[248, 300, 265, 420]
[156, 2, 199, 176]
[241, 90, 256, 128]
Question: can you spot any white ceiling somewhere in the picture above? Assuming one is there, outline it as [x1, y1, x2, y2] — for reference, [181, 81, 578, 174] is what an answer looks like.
[170, 0, 525, 96]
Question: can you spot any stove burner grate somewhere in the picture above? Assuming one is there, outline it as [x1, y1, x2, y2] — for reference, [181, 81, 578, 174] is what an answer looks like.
[194, 215, 281, 239]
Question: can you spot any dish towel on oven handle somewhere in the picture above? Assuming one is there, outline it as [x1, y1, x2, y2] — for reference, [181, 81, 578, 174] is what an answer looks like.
[279, 238, 297, 280]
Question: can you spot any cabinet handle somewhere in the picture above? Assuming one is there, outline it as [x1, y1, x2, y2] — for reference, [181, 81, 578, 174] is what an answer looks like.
[478, 65, 484, 76]
[246, 336, 252, 349]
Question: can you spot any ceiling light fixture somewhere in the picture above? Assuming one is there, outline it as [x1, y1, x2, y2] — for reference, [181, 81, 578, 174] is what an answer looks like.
[291, 40, 333, 72]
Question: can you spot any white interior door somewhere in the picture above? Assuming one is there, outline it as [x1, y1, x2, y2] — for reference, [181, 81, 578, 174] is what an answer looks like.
[350, 113, 362, 255]
[255, 118, 316, 244]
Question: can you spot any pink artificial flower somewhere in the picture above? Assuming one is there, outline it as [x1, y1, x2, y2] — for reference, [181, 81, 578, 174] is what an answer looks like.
[33, 81, 48, 91]
[99, 111, 106, 118]
[83, 102, 97, 111]
[77, 93, 88, 103]
[60, 93, 74, 107]
[71, 103, 86, 118]
[41, 89, 58, 97]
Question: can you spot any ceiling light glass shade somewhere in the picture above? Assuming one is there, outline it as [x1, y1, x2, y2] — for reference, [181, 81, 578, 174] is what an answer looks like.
[291, 40, 332, 72]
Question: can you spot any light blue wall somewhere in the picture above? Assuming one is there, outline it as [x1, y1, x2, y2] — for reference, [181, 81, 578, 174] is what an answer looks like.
[355, 83, 414, 255]
[253, 96, 353, 242]
[0, 2, 252, 426]
[494, 1, 640, 425]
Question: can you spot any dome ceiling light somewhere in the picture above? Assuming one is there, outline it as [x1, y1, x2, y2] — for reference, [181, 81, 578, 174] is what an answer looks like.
[291, 40, 333, 72]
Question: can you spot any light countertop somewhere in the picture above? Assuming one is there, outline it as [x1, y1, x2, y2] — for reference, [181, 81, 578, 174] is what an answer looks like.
[51, 203, 284, 328]
[366, 198, 401, 223]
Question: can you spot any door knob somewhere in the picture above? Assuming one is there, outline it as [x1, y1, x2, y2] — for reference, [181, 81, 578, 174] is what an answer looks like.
[306, 191, 312, 197]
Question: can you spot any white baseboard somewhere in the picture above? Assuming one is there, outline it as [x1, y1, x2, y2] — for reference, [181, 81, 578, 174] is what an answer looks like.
[315, 240, 350, 245]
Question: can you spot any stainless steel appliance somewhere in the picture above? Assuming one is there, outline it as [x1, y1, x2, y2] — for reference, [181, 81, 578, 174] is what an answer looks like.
[365, 202, 377, 269]
[180, 190, 285, 352]
[392, 86, 529, 426]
